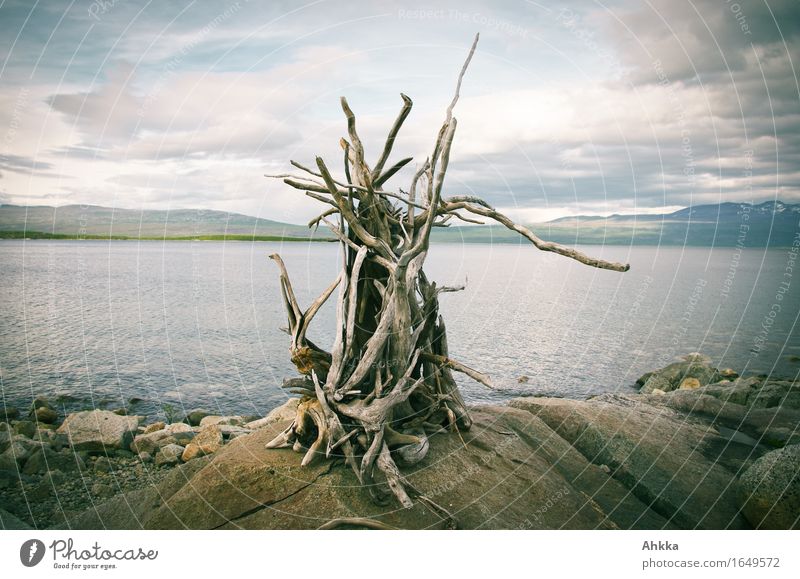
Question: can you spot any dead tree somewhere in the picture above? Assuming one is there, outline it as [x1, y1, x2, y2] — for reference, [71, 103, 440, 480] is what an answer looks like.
[265, 34, 629, 509]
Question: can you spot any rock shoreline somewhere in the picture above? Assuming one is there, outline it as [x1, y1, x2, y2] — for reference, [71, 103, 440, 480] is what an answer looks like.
[1, 354, 798, 530]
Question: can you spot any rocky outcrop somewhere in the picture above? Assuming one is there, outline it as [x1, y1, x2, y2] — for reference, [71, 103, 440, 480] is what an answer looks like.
[509, 395, 747, 529]
[57, 387, 786, 530]
[3, 357, 796, 530]
[638, 359, 800, 448]
[637, 353, 736, 394]
[56, 410, 140, 451]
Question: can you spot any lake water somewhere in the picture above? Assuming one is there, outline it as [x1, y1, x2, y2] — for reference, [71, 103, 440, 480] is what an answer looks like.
[1, 240, 798, 420]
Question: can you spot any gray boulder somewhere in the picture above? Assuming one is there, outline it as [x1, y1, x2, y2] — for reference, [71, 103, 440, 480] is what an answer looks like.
[32, 407, 58, 424]
[57, 410, 140, 451]
[737, 444, 800, 529]
[22, 447, 84, 475]
[185, 409, 211, 427]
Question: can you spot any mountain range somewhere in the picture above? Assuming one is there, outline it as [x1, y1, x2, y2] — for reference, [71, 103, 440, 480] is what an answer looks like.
[1, 201, 798, 246]
[0, 204, 329, 240]
[432, 200, 800, 247]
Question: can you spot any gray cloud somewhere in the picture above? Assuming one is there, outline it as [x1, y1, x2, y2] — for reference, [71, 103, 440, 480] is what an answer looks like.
[0, 153, 55, 175]
[0, 0, 798, 222]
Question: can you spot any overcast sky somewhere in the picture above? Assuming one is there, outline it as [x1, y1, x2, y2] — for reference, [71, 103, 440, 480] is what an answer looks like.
[0, 0, 798, 223]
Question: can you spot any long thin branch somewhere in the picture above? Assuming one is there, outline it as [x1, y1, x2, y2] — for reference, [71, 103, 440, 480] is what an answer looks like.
[422, 352, 495, 389]
[269, 254, 302, 326]
[443, 201, 630, 272]
[373, 156, 413, 189]
[372, 93, 413, 180]
[445, 33, 479, 124]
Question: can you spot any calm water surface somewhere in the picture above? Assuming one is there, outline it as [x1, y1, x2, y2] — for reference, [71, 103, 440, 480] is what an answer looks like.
[1, 240, 798, 419]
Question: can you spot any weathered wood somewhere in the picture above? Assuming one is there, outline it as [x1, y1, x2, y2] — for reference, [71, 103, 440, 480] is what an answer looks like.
[264, 33, 629, 507]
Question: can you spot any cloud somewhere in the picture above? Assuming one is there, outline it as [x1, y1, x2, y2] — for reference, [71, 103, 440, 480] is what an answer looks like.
[1, 0, 798, 222]
[0, 153, 54, 175]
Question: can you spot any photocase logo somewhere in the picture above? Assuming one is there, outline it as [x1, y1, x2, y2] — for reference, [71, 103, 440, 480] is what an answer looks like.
[19, 539, 46, 567]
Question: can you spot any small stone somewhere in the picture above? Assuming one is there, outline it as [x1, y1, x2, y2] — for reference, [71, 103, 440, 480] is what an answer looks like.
[112, 408, 128, 416]
[719, 368, 739, 380]
[181, 424, 223, 462]
[165, 422, 192, 434]
[679, 377, 701, 390]
[33, 407, 58, 424]
[13, 421, 36, 439]
[31, 396, 52, 411]
[93, 456, 112, 473]
[185, 409, 210, 427]
[651, 388, 666, 395]
[518, 375, 530, 383]
[180, 444, 206, 462]
[598, 464, 611, 474]
[137, 451, 153, 463]
[130, 430, 176, 455]
[143, 422, 166, 434]
[155, 443, 185, 466]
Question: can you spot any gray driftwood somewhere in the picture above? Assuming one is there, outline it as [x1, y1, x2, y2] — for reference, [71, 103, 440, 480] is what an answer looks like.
[265, 34, 629, 510]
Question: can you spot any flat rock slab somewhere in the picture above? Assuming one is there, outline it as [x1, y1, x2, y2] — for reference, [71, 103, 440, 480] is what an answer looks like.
[510, 394, 749, 529]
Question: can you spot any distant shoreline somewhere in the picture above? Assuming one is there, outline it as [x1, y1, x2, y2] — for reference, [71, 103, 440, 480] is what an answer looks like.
[0, 231, 331, 242]
[0, 231, 796, 248]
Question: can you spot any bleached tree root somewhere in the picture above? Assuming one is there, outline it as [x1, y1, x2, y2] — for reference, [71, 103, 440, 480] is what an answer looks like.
[265, 33, 629, 510]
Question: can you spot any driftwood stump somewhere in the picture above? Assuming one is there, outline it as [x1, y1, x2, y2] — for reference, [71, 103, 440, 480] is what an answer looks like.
[265, 34, 629, 513]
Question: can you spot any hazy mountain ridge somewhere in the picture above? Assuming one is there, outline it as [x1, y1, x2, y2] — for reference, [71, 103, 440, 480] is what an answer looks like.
[2, 201, 798, 246]
[435, 200, 800, 247]
[0, 204, 331, 239]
